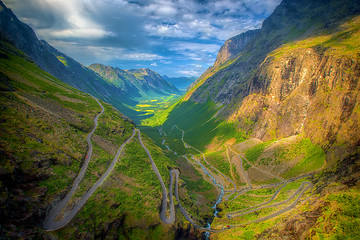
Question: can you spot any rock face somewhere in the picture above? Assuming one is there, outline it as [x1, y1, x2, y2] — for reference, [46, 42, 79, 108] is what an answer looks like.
[189, 0, 360, 105]
[213, 29, 260, 67]
[182, 0, 360, 163]
[229, 48, 360, 162]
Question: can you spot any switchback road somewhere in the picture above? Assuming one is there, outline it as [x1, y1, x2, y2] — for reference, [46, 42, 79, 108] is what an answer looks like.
[44, 97, 136, 231]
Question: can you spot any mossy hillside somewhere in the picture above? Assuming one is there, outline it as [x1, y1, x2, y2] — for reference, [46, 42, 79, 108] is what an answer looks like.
[0, 46, 99, 191]
[138, 126, 164, 147]
[212, 178, 311, 236]
[142, 58, 237, 128]
[245, 141, 274, 164]
[269, 16, 360, 60]
[307, 189, 360, 239]
[205, 150, 231, 180]
[140, 126, 219, 221]
[132, 94, 181, 124]
[159, 100, 247, 151]
[0, 42, 176, 239]
[244, 137, 325, 179]
[53, 132, 178, 239]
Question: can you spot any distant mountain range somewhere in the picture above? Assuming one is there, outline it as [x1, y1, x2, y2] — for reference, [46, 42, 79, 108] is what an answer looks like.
[0, 1, 180, 119]
[162, 75, 197, 91]
[89, 64, 180, 99]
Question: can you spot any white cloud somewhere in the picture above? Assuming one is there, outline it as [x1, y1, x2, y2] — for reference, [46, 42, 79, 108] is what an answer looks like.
[151, 62, 158, 66]
[5, 0, 114, 39]
[169, 42, 221, 62]
[142, 1, 177, 17]
[49, 28, 115, 39]
[144, 23, 193, 38]
[177, 70, 202, 76]
[3, 0, 282, 76]
[160, 60, 172, 64]
[171, 42, 221, 53]
[49, 40, 165, 65]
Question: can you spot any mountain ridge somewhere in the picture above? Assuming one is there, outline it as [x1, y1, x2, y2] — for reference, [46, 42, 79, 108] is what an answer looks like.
[145, 1, 360, 238]
[88, 63, 180, 99]
[213, 29, 260, 67]
[0, 1, 179, 121]
[188, 0, 360, 106]
[0, 24, 200, 240]
[153, 1, 360, 238]
[1, 0, 360, 239]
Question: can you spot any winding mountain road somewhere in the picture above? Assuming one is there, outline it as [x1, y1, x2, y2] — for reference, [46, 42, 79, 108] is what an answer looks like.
[225, 145, 252, 200]
[222, 146, 313, 227]
[227, 181, 312, 219]
[173, 125, 234, 190]
[225, 146, 289, 217]
[156, 126, 313, 233]
[136, 129, 176, 224]
[43, 105, 313, 234]
[229, 181, 312, 229]
[43, 97, 136, 231]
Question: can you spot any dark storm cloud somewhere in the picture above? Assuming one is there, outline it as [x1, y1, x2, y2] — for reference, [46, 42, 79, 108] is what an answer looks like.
[3, 0, 281, 77]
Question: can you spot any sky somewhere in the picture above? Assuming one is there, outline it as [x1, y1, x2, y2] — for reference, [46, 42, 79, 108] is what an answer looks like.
[3, 0, 281, 77]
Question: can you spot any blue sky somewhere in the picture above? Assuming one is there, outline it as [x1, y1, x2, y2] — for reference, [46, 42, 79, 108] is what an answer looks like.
[4, 0, 281, 77]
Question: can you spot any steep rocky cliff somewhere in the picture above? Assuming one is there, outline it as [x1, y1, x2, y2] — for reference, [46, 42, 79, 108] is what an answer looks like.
[213, 29, 260, 67]
[188, 0, 360, 106]
[178, 2, 360, 238]
[229, 44, 360, 164]
[180, 0, 360, 162]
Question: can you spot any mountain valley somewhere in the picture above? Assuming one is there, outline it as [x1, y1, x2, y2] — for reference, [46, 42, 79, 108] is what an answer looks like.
[1, 0, 360, 239]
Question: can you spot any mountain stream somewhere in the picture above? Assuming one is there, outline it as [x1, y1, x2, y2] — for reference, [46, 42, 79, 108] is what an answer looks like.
[159, 126, 225, 238]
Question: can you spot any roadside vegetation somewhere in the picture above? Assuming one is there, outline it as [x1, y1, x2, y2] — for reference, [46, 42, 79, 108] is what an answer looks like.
[0, 41, 186, 239]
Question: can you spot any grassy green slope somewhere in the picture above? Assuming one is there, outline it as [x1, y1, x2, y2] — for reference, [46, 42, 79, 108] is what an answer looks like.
[143, 100, 246, 151]
[140, 8, 360, 240]
[0, 41, 185, 239]
[209, 15, 360, 240]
